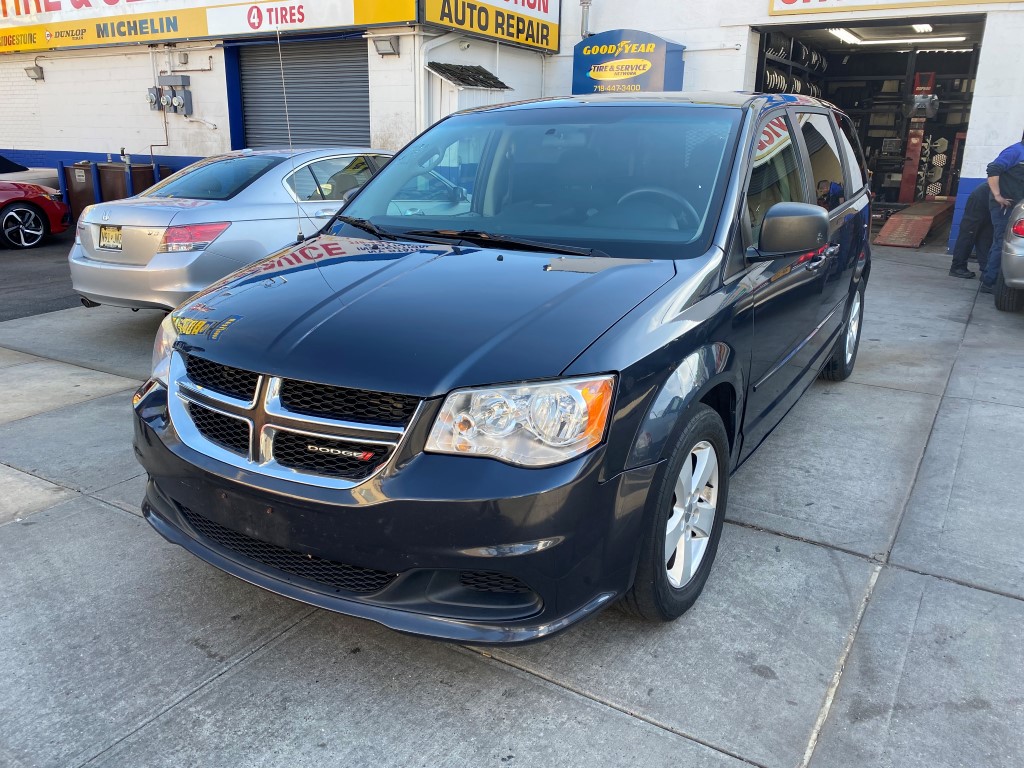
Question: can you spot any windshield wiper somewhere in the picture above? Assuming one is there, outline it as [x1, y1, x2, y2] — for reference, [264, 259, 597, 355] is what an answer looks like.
[319, 215, 457, 246]
[326, 215, 400, 241]
[401, 229, 608, 258]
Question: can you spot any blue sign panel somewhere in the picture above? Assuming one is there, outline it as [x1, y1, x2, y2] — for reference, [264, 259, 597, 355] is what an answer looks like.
[572, 29, 685, 95]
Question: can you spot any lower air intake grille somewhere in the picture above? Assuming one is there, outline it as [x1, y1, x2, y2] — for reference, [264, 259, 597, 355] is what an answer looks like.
[273, 431, 392, 480]
[180, 507, 397, 594]
[188, 403, 250, 456]
[459, 571, 532, 595]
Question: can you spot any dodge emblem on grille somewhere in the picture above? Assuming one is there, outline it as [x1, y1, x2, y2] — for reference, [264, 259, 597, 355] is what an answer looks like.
[307, 444, 375, 461]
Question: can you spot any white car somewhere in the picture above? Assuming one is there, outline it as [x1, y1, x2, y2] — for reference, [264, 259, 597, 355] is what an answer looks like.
[0, 154, 59, 189]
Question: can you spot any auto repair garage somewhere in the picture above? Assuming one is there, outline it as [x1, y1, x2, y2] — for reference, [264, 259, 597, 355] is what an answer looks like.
[753, 17, 983, 244]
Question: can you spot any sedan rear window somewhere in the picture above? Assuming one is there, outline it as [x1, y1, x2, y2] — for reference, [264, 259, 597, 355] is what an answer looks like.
[143, 155, 284, 201]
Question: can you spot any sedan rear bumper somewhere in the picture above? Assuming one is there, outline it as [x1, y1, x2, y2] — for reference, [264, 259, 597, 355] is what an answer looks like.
[134, 384, 659, 644]
[69, 243, 244, 310]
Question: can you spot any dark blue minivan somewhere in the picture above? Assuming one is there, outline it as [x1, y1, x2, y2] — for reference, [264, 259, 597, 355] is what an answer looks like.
[133, 92, 870, 644]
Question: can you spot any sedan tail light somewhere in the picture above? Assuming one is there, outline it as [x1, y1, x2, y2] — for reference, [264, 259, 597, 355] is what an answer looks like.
[158, 222, 231, 253]
[1012, 218, 1024, 238]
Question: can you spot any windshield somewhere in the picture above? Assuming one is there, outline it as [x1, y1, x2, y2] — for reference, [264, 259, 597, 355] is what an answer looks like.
[143, 155, 284, 200]
[335, 104, 742, 259]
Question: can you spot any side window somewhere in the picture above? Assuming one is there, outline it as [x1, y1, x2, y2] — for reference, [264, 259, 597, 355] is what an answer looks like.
[285, 167, 323, 201]
[308, 156, 374, 200]
[799, 113, 846, 211]
[835, 115, 866, 192]
[745, 113, 805, 244]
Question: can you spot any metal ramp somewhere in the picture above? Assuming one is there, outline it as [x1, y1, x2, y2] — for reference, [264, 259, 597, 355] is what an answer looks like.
[873, 200, 956, 248]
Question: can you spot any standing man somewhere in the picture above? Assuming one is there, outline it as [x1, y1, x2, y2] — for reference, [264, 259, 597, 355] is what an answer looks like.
[949, 182, 992, 278]
[980, 132, 1024, 293]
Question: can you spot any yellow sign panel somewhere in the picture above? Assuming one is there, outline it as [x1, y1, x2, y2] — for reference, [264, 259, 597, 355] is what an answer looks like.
[1, 9, 207, 53]
[424, 0, 560, 53]
[0, 0, 417, 54]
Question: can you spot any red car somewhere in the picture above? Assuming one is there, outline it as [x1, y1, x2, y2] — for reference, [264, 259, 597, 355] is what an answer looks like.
[0, 181, 71, 249]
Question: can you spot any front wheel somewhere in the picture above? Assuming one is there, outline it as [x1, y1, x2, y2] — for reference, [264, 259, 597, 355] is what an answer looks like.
[821, 282, 864, 382]
[0, 203, 48, 249]
[621, 403, 729, 621]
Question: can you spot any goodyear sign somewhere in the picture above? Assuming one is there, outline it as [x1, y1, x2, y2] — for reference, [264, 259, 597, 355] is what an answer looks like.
[424, 0, 560, 53]
[572, 29, 684, 95]
[0, 0, 416, 54]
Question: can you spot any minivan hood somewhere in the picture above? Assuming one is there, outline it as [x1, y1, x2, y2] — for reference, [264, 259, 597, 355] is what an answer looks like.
[173, 235, 676, 397]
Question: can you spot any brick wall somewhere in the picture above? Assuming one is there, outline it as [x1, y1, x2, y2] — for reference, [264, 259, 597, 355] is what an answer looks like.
[0, 44, 231, 163]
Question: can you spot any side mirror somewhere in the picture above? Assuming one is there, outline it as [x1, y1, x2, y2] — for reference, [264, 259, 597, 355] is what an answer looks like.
[747, 202, 828, 262]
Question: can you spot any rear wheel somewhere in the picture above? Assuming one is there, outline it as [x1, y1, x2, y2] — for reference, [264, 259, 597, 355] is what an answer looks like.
[0, 203, 48, 249]
[821, 282, 864, 382]
[621, 403, 729, 621]
[994, 272, 1024, 312]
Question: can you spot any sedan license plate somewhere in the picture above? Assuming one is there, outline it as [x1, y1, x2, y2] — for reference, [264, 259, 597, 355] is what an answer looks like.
[98, 225, 122, 250]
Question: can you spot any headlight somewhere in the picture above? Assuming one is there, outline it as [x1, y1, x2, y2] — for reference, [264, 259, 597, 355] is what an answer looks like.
[425, 376, 615, 467]
[151, 313, 179, 386]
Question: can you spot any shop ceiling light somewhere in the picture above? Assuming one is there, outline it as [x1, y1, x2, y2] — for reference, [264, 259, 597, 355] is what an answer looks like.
[912, 24, 934, 33]
[859, 35, 966, 45]
[828, 29, 862, 45]
[372, 35, 400, 56]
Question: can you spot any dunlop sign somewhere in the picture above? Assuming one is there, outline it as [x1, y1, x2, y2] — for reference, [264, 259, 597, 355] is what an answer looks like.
[572, 29, 684, 94]
[425, 0, 560, 53]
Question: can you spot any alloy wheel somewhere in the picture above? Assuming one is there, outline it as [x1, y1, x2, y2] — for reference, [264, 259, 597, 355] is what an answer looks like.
[845, 291, 862, 365]
[2, 206, 45, 248]
[665, 440, 719, 588]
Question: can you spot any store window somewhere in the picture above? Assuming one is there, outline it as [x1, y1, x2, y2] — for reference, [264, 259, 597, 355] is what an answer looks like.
[835, 115, 866, 193]
[799, 113, 846, 211]
[746, 114, 805, 242]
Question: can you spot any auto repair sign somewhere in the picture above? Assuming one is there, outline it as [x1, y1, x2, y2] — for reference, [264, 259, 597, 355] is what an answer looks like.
[572, 29, 685, 95]
[424, 0, 560, 53]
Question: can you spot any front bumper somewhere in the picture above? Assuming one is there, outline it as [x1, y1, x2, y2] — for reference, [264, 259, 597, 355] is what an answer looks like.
[134, 383, 659, 644]
[68, 243, 241, 310]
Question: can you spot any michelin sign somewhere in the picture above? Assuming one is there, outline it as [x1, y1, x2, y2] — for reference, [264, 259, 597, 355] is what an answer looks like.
[572, 29, 685, 94]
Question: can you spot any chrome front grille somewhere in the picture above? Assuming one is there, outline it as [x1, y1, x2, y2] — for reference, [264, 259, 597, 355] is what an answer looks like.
[168, 353, 421, 488]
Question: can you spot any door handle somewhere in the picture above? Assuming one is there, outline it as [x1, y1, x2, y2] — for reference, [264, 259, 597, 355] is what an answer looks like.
[824, 243, 841, 257]
[806, 253, 827, 270]
[314, 208, 340, 217]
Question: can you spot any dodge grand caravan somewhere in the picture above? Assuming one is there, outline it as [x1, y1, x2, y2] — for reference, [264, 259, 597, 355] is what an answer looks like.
[133, 93, 871, 644]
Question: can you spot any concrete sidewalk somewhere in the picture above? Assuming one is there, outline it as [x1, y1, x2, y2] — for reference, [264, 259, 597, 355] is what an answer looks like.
[0, 246, 1021, 768]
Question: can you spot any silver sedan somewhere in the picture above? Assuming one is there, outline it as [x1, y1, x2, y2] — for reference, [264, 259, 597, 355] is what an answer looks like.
[69, 147, 390, 310]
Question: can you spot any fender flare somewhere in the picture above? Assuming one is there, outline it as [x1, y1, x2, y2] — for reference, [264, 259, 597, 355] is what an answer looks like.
[625, 342, 743, 470]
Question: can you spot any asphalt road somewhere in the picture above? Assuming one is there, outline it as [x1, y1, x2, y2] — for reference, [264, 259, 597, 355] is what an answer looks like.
[0, 230, 80, 322]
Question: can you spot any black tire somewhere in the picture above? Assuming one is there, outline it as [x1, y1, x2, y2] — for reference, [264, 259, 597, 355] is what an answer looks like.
[994, 272, 1024, 313]
[821, 281, 865, 382]
[0, 202, 48, 249]
[621, 403, 729, 621]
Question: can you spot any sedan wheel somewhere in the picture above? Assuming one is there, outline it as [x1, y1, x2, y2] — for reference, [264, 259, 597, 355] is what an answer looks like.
[0, 204, 47, 249]
[621, 403, 729, 621]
